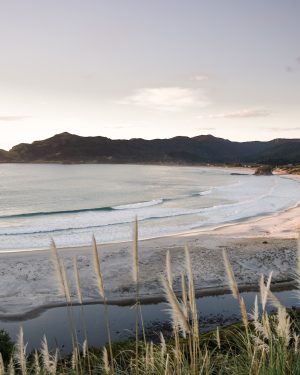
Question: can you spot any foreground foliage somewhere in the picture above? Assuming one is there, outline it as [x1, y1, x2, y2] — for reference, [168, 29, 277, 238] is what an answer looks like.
[0, 224, 300, 374]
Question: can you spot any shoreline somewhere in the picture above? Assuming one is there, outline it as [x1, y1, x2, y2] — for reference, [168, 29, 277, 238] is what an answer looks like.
[0, 170, 298, 320]
[0, 235, 298, 320]
[0, 172, 299, 254]
[0, 279, 297, 322]
[1, 199, 299, 255]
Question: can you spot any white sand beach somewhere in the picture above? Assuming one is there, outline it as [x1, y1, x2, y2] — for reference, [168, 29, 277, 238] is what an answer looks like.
[0, 174, 299, 319]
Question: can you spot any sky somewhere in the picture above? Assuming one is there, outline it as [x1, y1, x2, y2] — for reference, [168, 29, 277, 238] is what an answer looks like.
[0, 0, 300, 150]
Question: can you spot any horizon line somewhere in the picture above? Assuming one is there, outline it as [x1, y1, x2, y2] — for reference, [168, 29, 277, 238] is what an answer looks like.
[1, 131, 300, 152]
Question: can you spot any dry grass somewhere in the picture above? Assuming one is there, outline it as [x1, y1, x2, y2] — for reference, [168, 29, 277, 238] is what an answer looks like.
[0, 225, 300, 374]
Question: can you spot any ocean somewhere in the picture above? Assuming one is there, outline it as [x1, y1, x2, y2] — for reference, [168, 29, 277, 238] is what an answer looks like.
[0, 164, 299, 251]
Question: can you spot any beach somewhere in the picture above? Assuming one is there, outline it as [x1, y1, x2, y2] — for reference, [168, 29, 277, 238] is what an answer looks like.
[0, 175, 299, 319]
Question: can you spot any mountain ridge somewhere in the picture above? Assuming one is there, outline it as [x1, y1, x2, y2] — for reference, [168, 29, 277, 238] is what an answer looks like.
[0, 132, 299, 165]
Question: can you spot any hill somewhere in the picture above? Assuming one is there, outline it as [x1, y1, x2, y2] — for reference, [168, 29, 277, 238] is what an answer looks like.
[0, 132, 299, 165]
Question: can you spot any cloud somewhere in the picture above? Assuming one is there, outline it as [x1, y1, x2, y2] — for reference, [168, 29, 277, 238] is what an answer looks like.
[195, 127, 216, 130]
[0, 116, 30, 122]
[267, 127, 300, 132]
[199, 109, 271, 119]
[285, 57, 300, 72]
[120, 87, 210, 112]
[103, 124, 137, 129]
[285, 65, 293, 73]
[193, 74, 209, 81]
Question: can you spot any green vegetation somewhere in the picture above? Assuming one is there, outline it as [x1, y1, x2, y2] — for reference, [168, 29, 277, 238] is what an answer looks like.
[1, 132, 300, 165]
[0, 329, 14, 364]
[0, 223, 300, 374]
[254, 165, 273, 175]
[279, 165, 300, 175]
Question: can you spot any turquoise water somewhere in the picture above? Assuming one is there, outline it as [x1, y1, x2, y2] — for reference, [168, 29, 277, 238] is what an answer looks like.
[0, 164, 299, 250]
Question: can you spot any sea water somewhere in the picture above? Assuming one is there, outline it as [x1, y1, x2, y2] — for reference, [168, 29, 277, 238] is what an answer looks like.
[0, 164, 299, 250]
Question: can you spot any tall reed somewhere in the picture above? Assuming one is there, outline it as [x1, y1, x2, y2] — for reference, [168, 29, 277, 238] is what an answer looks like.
[91, 236, 114, 374]
[3, 228, 300, 374]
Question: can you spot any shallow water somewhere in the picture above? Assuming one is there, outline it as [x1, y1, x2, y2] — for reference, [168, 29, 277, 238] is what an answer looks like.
[0, 164, 299, 250]
[0, 289, 298, 354]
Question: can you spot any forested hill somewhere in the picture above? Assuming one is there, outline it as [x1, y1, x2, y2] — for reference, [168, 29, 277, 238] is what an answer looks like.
[0, 132, 299, 165]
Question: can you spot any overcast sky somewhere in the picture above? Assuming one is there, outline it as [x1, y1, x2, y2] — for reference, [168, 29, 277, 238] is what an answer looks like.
[0, 0, 300, 149]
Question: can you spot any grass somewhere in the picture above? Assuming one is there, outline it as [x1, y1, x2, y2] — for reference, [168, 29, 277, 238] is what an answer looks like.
[275, 165, 300, 175]
[0, 228, 300, 374]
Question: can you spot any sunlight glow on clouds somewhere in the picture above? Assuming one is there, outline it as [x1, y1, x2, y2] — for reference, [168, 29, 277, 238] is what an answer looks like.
[193, 75, 209, 81]
[268, 127, 300, 132]
[120, 87, 210, 112]
[199, 109, 271, 119]
[0, 1, 299, 148]
[0, 116, 31, 121]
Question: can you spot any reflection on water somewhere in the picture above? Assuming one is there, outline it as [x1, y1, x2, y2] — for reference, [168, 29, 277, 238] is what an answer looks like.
[0, 289, 298, 354]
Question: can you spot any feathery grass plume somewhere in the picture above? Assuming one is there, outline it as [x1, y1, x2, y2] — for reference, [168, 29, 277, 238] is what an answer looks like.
[164, 353, 169, 375]
[160, 332, 166, 359]
[92, 235, 105, 298]
[259, 275, 266, 311]
[268, 289, 284, 311]
[166, 250, 173, 288]
[52, 350, 58, 375]
[0, 353, 4, 375]
[251, 293, 269, 342]
[132, 217, 139, 284]
[260, 272, 273, 312]
[50, 239, 65, 296]
[253, 320, 270, 342]
[82, 339, 87, 358]
[223, 249, 248, 335]
[34, 350, 40, 375]
[263, 309, 271, 331]
[184, 245, 194, 293]
[222, 249, 239, 299]
[277, 307, 291, 346]
[184, 245, 199, 338]
[261, 313, 271, 340]
[268, 290, 291, 346]
[41, 336, 50, 372]
[239, 296, 249, 328]
[8, 357, 15, 375]
[252, 295, 259, 322]
[184, 246, 195, 308]
[132, 218, 140, 374]
[294, 333, 299, 354]
[162, 277, 190, 337]
[73, 257, 83, 304]
[61, 263, 71, 303]
[92, 234, 114, 375]
[216, 327, 221, 349]
[297, 233, 300, 293]
[253, 336, 269, 352]
[252, 300, 271, 342]
[181, 273, 188, 319]
[71, 348, 78, 371]
[41, 335, 57, 374]
[149, 341, 154, 371]
[145, 343, 150, 371]
[15, 327, 27, 375]
[102, 347, 110, 374]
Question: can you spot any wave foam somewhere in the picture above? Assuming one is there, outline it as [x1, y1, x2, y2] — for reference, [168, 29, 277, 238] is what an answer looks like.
[113, 199, 164, 210]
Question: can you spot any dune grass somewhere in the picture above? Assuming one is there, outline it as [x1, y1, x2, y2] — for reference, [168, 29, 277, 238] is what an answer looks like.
[0, 229, 300, 374]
